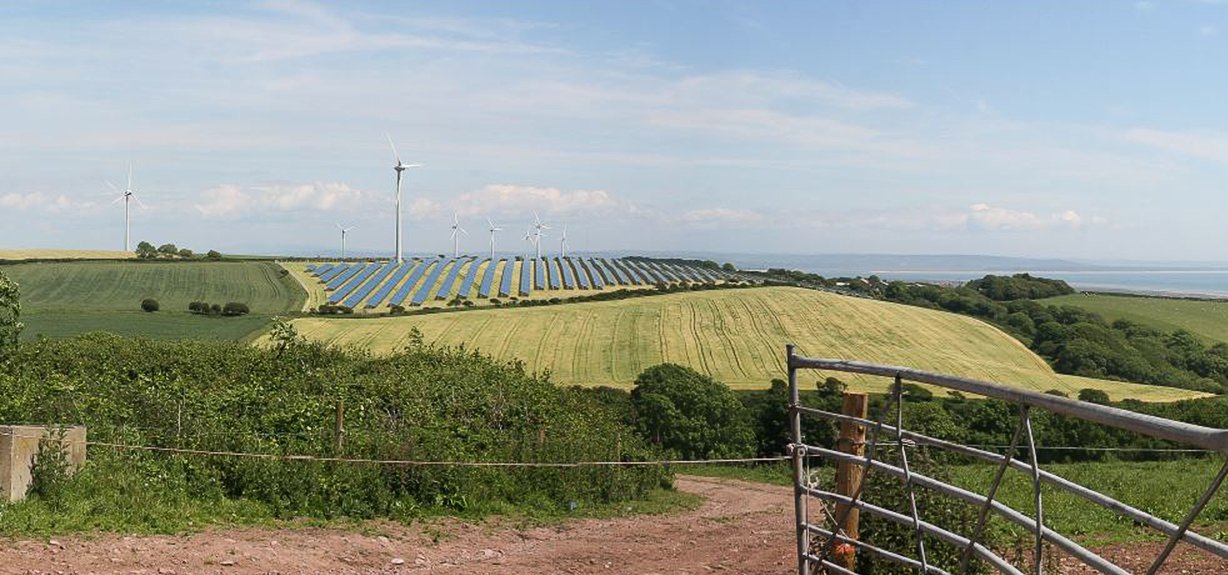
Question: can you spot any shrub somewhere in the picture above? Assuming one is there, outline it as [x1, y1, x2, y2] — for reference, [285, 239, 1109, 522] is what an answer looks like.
[140, 298, 159, 312]
[222, 302, 250, 316]
[188, 301, 208, 314]
[206, 250, 222, 260]
[210, 303, 221, 314]
[630, 363, 754, 459]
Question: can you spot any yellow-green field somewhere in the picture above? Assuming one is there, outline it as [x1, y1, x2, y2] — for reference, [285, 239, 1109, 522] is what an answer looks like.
[1044, 293, 1228, 344]
[271, 286, 1204, 400]
[0, 249, 135, 260]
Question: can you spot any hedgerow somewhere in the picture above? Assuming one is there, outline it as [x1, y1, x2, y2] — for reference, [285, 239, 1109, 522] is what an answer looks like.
[0, 332, 666, 528]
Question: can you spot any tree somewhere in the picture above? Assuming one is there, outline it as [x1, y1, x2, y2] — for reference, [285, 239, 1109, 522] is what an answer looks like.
[0, 271, 22, 357]
[721, 262, 736, 272]
[178, 248, 194, 258]
[1078, 388, 1111, 405]
[222, 302, 250, 316]
[135, 241, 158, 259]
[630, 363, 754, 459]
[140, 298, 160, 312]
[157, 243, 178, 257]
[206, 250, 222, 260]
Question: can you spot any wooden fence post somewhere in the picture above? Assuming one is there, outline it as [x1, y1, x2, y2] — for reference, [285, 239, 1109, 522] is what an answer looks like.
[334, 398, 345, 453]
[835, 391, 868, 571]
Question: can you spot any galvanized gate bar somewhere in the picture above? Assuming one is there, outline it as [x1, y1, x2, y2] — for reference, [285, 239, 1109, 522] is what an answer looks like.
[799, 403, 1228, 559]
[788, 356, 1228, 454]
[803, 445, 1130, 575]
[788, 346, 1228, 574]
[802, 487, 1026, 575]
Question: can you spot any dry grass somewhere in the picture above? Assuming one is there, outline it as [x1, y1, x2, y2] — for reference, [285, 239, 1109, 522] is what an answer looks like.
[0, 249, 136, 260]
[267, 286, 1204, 401]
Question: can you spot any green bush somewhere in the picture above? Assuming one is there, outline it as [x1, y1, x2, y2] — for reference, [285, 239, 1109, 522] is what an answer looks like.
[630, 363, 754, 459]
[140, 298, 159, 312]
[0, 334, 666, 528]
[222, 302, 250, 316]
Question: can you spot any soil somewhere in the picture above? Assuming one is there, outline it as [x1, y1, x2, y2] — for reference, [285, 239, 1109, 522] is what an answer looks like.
[1, 475, 1223, 574]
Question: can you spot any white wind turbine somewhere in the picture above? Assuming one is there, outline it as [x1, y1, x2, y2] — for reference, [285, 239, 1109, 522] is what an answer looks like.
[559, 222, 569, 259]
[449, 212, 468, 258]
[523, 225, 537, 258]
[106, 163, 146, 252]
[487, 217, 502, 260]
[531, 211, 549, 261]
[336, 224, 355, 259]
[387, 135, 422, 263]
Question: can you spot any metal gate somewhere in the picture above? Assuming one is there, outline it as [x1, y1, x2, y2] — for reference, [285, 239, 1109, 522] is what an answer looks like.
[786, 344, 1228, 574]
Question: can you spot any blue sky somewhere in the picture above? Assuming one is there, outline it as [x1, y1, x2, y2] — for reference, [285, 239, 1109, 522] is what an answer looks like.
[1, 0, 1226, 261]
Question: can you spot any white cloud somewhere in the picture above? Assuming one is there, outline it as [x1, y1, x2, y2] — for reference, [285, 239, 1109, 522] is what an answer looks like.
[0, 192, 81, 212]
[194, 182, 366, 218]
[443, 184, 635, 219]
[1125, 128, 1228, 163]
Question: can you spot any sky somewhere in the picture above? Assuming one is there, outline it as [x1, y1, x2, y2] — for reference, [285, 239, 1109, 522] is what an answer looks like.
[2, 0, 1227, 261]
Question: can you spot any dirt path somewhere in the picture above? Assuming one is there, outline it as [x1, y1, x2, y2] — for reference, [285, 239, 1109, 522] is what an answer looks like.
[0, 476, 797, 575]
[5, 475, 1221, 574]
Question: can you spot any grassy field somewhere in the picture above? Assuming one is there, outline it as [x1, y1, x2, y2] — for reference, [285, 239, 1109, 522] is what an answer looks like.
[1045, 293, 1228, 344]
[3, 260, 305, 341]
[0, 249, 135, 260]
[273, 286, 1201, 400]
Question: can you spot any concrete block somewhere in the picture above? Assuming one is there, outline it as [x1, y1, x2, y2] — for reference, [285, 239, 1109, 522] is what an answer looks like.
[0, 425, 87, 503]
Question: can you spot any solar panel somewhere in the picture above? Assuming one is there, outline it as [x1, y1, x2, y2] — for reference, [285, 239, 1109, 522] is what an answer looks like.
[319, 263, 354, 284]
[308, 264, 329, 276]
[342, 262, 396, 308]
[325, 262, 370, 291]
[645, 261, 681, 283]
[410, 258, 452, 305]
[480, 258, 503, 298]
[499, 259, 516, 297]
[578, 258, 602, 289]
[329, 263, 380, 303]
[457, 258, 487, 299]
[569, 258, 590, 289]
[434, 258, 468, 300]
[611, 259, 647, 285]
[555, 258, 576, 289]
[598, 258, 630, 285]
[365, 262, 412, 308]
[629, 260, 665, 284]
[534, 258, 547, 290]
[547, 259, 563, 289]
[519, 259, 532, 296]
[388, 260, 433, 306]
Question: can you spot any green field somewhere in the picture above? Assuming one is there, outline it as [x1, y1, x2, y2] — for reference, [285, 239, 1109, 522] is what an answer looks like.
[275, 286, 1201, 400]
[3, 260, 305, 341]
[1045, 293, 1228, 344]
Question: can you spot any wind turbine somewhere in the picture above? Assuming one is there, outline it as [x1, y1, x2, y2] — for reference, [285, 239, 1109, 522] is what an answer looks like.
[336, 224, 354, 259]
[523, 225, 537, 258]
[387, 135, 422, 263]
[449, 212, 468, 258]
[487, 217, 502, 260]
[106, 163, 145, 252]
[559, 222, 569, 259]
[531, 211, 549, 261]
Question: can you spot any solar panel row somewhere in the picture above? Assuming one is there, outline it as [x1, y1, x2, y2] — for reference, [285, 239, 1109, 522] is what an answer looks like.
[456, 258, 487, 299]
[343, 262, 397, 308]
[481, 258, 503, 298]
[326, 263, 370, 291]
[389, 260, 432, 306]
[319, 263, 353, 284]
[434, 258, 468, 300]
[366, 262, 413, 308]
[410, 258, 451, 305]
[329, 263, 380, 303]
[519, 260, 532, 296]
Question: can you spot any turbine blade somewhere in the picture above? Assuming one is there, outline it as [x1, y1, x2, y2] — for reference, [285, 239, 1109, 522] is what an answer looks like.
[387, 134, 401, 164]
[459, 227, 468, 236]
[133, 195, 148, 209]
[127, 162, 133, 190]
[110, 195, 125, 205]
[105, 180, 120, 193]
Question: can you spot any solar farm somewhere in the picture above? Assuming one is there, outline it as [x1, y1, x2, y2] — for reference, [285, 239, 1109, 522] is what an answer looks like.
[299, 257, 735, 311]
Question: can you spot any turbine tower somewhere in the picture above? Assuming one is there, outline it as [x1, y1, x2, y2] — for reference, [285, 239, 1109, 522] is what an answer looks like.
[559, 222, 569, 259]
[449, 212, 468, 258]
[487, 217, 502, 260]
[387, 135, 422, 263]
[106, 163, 145, 252]
[531, 211, 549, 261]
[336, 224, 354, 259]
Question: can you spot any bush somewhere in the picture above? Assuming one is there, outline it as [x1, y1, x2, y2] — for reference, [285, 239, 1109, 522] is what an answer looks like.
[140, 298, 159, 312]
[188, 301, 208, 314]
[630, 363, 754, 459]
[222, 302, 250, 316]
[0, 335, 667, 527]
[206, 250, 222, 260]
